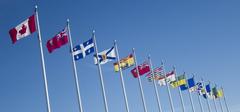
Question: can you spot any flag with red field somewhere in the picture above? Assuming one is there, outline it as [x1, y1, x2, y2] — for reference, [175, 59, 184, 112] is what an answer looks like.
[9, 15, 36, 44]
[131, 61, 150, 78]
[46, 27, 69, 53]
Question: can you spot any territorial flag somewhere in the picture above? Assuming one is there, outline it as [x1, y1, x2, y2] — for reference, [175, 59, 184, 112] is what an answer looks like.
[170, 74, 186, 88]
[94, 46, 116, 65]
[72, 38, 94, 60]
[203, 84, 211, 99]
[9, 14, 36, 44]
[212, 86, 218, 98]
[216, 89, 223, 98]
[157, 75, 167, 86]
[131, 61, 150, 78]
[113, 54, 134, 72]
[46, 27, 68, 53]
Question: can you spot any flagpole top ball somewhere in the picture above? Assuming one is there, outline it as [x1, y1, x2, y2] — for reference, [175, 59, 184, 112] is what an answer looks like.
[67, 19, 70, 22]
[35, 5, 38, 9]
[93, 30, 95, 33]
[114, 40, 117, 43]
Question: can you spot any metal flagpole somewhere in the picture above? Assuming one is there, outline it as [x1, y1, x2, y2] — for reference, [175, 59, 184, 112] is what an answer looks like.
[197, 91, 204, 112]
[67, 19, 84, 112]
[148, 55, 163, 112]
[185, 75, 196, 112]
[212, 83, 218, 112]
[204, 80, 212, 112]
[219, 97, 224, 112]
[114, 40, 130, 112]
[196, 77, 204, 112]
[222, 87, 230, 112]
[213, 96, 218, 112]
[174, 68, 186, 112]
[132, 48, 148, 112]
[92, 30, 109, 112]
[161, 61, 175, 112]
[35, 5, 51, 112]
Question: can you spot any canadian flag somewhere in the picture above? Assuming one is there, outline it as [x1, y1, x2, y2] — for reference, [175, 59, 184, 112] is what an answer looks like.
[9, 15, 36, 44]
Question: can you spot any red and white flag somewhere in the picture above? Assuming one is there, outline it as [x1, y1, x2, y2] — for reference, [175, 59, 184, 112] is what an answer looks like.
[9, 15, 36, 44]
[46, 27, 68, 53]
[131, 61, 150, 78]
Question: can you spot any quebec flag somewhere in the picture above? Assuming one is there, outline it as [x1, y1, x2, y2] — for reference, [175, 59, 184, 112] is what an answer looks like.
[73, 38, 95, 61]
[94, 46, 116, 65]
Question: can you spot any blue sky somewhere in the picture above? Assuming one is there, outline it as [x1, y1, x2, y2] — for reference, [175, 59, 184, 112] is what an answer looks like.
[0, 0, 239, 112]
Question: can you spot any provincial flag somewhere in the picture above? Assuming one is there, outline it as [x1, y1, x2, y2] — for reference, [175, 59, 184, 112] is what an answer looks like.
[46, 27, 68, 53]
[157, 76, 166, 86]
[180, 77, 196, 91]
[165, 70, 176, 83]
[146, 67, 163, 82]
[113, 54, 134, 72]
[94, 46, 116, 65]
[9, 15, 36, 44]
[170, 74, 186, 88]
[131, 61, 150, 78]
[72, 38, 94, 60]
[196, 82, 205, 95]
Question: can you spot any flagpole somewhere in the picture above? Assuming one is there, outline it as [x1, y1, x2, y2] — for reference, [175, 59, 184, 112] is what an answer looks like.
[204, 80, 212, 112]
[35, 5, 51, 112]
[148, 55, 163, 112]
[67, 19, 84, 112]
[185, 75, 196, 112]
[222, 87, 230, 112]
[219, 97, 224, 112]
[196, 77, 204, 112]
[132, 48, 148, 112]
[92, 30, 109, 112]
[114, 40, 130, 112]
[212, 83, 218, 112]
[174, 68, 186, 112]
[161, 61, 175, 112]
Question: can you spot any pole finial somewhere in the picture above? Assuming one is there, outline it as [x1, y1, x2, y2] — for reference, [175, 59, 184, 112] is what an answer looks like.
[35, 5, 38, 9]
[67, 19, 70, 22]
[93, 29, 95, 33]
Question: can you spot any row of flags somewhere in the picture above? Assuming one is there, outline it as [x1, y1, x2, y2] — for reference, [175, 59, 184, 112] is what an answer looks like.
[8, 10, 228, 112]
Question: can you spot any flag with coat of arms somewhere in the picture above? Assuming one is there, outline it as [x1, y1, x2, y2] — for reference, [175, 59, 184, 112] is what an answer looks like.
[94, 46, 116, 65]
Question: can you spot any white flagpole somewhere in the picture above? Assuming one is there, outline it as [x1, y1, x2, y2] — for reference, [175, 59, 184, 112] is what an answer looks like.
[174, 68, 186, 112]
[148, 55, 163, 112]
[92, 30, 109, 112]
[222, 87, 230, 112]
[114, 40, 130, 112]
[197, 91, 204, 112]
[213, 96, 218, 112]
[204, 80, 212, 112]
[212, 83, 218, 112]
[185, 75, 196, 112]
[219, 97, 224, 112]
[196, 77, 204, 112]
[132, 48, 148, 112]
[161, 61, 175, 112]
[67, 19, 84, 112]
[35, 5, 51, 112]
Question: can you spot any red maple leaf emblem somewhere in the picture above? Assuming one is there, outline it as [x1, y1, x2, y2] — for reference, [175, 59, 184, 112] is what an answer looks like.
[19, 24, 27, 35]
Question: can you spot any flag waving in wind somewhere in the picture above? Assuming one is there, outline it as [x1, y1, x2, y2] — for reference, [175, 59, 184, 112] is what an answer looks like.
[9, 14, 36, 44]
[131, 61, 150, 78]
[46, 27, 68, 53]
[94, 46, 116, 65]
[73, 38, 95, 61]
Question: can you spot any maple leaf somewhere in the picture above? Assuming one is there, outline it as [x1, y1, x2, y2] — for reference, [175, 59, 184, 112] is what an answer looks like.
[19, 24, 27, 35]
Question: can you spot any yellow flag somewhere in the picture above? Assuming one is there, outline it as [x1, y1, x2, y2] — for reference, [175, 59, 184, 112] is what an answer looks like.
[114, 54, 134, 72]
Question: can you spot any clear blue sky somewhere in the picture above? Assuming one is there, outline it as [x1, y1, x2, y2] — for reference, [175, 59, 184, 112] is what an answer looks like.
[0, 0, 239, 112]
